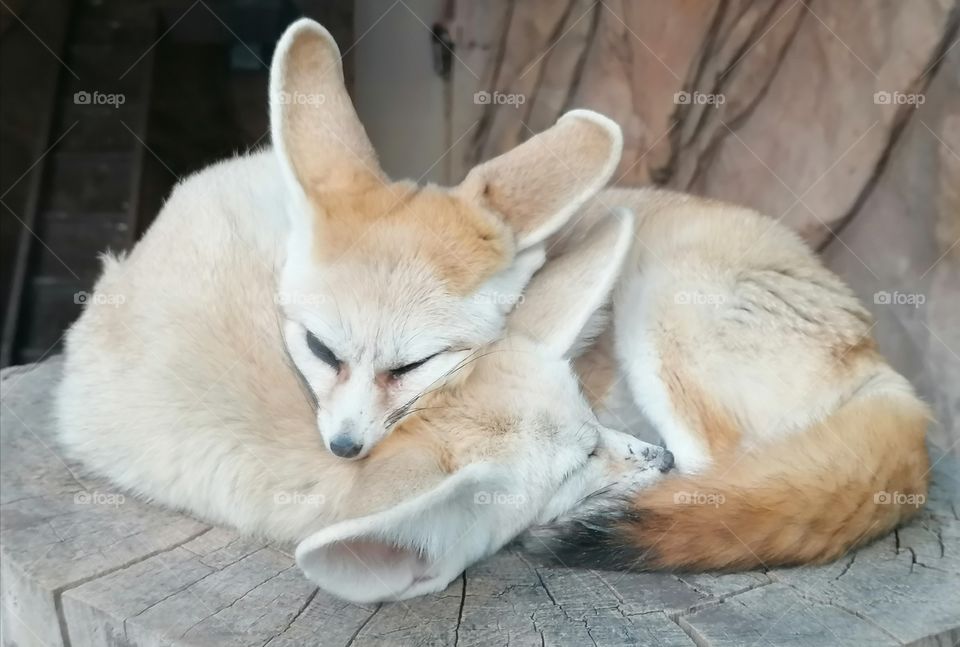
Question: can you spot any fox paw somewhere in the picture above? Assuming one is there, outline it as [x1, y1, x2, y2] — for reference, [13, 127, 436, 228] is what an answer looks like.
[600, 429, 674, 479]
[534, 429, 670, 527]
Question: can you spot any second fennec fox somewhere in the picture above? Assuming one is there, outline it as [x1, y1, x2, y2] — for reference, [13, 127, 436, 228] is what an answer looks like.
[534, 187, 930, 571]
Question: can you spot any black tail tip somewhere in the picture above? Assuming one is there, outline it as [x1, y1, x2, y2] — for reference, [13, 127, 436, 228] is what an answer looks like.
[521, 509, 649, 571]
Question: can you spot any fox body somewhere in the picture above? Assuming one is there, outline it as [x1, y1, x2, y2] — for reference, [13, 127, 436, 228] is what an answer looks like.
[538, 187, 930, 571]
[55, 154, 667, 601]
[56, 20, 669, 602]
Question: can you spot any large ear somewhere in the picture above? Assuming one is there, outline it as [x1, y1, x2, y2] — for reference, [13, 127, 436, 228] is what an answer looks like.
[457, 110, 622, 250]
[508, 208, 634, 356]
[269, 19, 385, 205]
[469, 245, 546, 316]
[296, 463, 507, 603]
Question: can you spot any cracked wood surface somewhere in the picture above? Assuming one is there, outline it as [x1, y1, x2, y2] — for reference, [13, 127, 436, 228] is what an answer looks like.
[2, 360, 959, 646]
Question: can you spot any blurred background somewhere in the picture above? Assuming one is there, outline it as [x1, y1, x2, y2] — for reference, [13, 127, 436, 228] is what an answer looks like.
[1, 0, 957, 455]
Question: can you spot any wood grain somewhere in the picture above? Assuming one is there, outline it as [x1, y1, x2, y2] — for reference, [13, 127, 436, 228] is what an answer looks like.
[2, 360, 958, 646]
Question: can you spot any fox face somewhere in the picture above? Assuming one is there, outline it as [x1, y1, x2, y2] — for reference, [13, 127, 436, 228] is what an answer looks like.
[269, 20, 623, 458]
[279, 232, 547, 459]
[297, 207, 675, 602]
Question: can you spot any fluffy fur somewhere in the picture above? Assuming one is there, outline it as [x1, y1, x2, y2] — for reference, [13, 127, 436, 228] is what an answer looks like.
[54, 17, 927, 600]
[536, 187, 930, 570]
[56, 138, 668, 602]
[102, 18, 625, 463]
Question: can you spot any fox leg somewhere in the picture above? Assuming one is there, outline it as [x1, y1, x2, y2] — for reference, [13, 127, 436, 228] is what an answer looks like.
[615, 337, 713, 472]
[611, 277, 739, 474]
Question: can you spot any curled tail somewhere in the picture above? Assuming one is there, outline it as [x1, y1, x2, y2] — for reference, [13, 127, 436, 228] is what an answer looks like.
[539, 393, 930, 571]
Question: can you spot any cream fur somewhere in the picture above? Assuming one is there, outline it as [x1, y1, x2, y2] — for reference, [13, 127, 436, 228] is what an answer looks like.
[572, 187, 925, 474]
[56, 17, 640, 604]
[54, 136, 663, 602]
[545, 187, 928, 572]
[56, 16, 925, 605]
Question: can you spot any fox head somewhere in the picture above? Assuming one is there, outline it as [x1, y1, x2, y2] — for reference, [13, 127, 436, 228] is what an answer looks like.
[296, 208, 674, 603]
[270, 20, 623, 459]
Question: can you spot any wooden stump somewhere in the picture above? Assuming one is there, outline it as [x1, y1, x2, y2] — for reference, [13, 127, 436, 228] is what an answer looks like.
[2, 359, 958, 646]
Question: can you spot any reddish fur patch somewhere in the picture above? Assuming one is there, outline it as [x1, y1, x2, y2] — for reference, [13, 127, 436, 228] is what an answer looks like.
[574, 330, 619, 408]
[384, 402, 460, 476]
[310, 183, 511, 294]
[832, 334, 878, 368]
[658, 349, 741, 459]
[618, 393, 929, 570]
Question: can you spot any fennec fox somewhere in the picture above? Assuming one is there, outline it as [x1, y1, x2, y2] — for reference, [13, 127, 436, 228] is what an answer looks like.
[56, 18, 624, 461]
[535, 187, 930, 571]
[59, 192, 672, 602]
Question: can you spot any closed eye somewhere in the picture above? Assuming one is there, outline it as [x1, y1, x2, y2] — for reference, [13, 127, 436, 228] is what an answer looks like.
[305, 330, 340, 369]
[390, 351, 443, 377]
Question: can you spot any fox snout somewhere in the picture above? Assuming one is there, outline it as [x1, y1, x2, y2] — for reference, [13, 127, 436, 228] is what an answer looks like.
[329, 422, 363, 459]
[325, 420, 365, 459]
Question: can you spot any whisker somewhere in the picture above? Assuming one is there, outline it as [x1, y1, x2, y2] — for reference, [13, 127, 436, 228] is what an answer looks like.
[394, 405, 455, 422]
[384, 349, 494, 423]
[384, 345, 538, 429]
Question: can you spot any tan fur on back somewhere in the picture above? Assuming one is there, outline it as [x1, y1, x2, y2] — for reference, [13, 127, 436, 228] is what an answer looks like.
[567, 186, 931, 569]
[574, 330, 618, 409]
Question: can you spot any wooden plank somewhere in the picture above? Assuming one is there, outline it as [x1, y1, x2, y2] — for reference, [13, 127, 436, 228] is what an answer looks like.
[0, 0, 74, 367]
[123, 9, 158, 245]
[679, 583, 897, 647]
[0, 358, 210, 647]
[455, 551, 698, 647]
[34, 210, 129, 278]
[2, 359, 958, 646]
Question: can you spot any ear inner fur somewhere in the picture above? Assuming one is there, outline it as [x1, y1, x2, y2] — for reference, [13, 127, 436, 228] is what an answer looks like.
[272, 21, 385, 200]
[458, 110, 623, 248]
[507, 208, 634, 356]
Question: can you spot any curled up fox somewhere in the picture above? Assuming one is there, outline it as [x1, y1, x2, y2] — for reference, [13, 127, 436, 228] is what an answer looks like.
[55, 19, 929, 603]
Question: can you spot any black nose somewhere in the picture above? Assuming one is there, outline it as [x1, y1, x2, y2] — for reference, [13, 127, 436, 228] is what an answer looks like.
[659, 450, 675, 473]
[329, 435, 363, 459]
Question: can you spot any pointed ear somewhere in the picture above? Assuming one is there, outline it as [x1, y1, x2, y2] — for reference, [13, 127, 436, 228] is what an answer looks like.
[296, 463, 505, 603]
[457, 110, 622, 250]
[269, 19, 385, 203]
[470, 245, 546, 316]
[508, 208, 634, 357]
